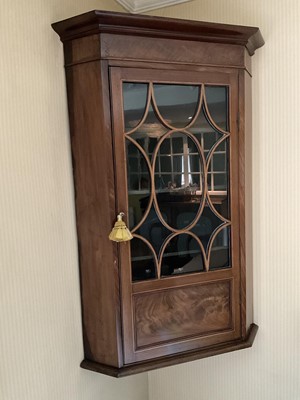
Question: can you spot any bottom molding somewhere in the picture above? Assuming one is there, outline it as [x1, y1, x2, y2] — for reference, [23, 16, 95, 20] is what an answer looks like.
[81, 323, 258, 377]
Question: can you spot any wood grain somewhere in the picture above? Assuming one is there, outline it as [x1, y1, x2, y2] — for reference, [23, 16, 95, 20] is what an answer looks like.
[51, 10, 264, 56]
[134, 281, 232, 348]
[81, 324, 258, 377]
[65, 60, 123, 367]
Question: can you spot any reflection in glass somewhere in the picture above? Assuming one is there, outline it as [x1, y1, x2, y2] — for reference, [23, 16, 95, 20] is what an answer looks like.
[207, 138, 229, 193]
[136, 207, 170, 255]
[131, 238, 157, 281]
[126, 140, 151, 229]
[161, 234, 204, 277]
[154, 132, 203, 229]
[130, 103, 168, 158]
[123, 83, 148, 132]
[153, 84, 199, 128]
[205, 86, 228, 131]
[191, 203, 224, 250]
[188, 109, 222, 158]
[209, 226, 231, 270]
[123, 82, 231, 282]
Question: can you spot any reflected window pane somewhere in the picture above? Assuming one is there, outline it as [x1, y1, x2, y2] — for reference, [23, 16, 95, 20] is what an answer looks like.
[188, 109, 222, 157]
[208, 138, 229, 192]
[155, 133, 203, 229]
[126, 140, 151, 229]
[160, 138, 171, 154]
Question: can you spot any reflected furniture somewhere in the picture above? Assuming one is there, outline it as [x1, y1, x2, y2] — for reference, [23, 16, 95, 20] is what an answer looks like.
[52, 10, 264, 377]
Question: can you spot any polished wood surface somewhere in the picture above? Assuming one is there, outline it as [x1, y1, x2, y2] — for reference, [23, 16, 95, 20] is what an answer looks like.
[110, 66, 241, 363]
[81, 323, 258, 377]
[51, 10, 264, 56]
[52, 10, 263, 376]
[134, 281, 231, 348]
[65, 59, 123, 367]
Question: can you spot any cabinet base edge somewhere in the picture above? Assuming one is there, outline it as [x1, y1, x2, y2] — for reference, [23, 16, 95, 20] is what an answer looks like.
[81, 323, 258, 377]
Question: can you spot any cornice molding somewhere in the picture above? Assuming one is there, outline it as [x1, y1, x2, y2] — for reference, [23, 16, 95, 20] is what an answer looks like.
[52, 10, 264, 56]
[115, 0, 193, 14]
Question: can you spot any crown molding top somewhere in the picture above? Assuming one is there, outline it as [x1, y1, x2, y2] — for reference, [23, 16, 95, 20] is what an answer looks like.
[52, 10, 264, 56]
[115, 0, 193, 14]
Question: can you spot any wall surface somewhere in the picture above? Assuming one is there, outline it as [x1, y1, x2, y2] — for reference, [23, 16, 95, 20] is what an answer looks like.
[146, 1, 300, 400]
[0, 1, 148, 399]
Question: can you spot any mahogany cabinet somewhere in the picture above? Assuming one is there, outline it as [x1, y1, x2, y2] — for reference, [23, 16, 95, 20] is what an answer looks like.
[52, 10, 264, 377]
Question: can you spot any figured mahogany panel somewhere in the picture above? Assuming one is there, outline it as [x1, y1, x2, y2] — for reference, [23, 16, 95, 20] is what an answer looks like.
[134, 280, 232, 348]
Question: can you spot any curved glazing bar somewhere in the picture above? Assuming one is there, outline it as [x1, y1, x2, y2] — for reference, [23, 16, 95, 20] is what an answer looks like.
[123, 81, 231, 281]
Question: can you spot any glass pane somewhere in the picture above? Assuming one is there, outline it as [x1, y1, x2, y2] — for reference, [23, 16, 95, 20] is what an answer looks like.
[123, 83, 148, 132]
[205, 86, 228, 131]
[130, 103, 168, 158]
[191, 202, 224, 250]
[153, 84, 199, 128]
[131, 238, 157, 281]
[209, 226, 231, 270]
[188, 108, 222, 157]
[126, 140, 151, 229]
[136, 206, 170, 255]
[207, 138, 229, 220]
[154, 132, 203, 229]
[161, 234, 204, 276]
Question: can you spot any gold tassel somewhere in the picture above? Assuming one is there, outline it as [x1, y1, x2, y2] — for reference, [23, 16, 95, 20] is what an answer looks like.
[109, 212, 133, 242]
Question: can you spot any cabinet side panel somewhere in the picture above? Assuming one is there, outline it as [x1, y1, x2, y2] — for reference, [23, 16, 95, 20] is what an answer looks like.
[244, 70, 254, 331]
[65, 60, 122, 367]
[238, 69, 253, 336]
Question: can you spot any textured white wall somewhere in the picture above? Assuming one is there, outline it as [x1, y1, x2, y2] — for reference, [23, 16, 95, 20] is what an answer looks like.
[0, 1, 148, 399]
[146, 1, 300, 399]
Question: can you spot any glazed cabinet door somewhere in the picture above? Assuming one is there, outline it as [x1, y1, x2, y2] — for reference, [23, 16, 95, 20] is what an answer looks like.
[110, 67, 241, 364]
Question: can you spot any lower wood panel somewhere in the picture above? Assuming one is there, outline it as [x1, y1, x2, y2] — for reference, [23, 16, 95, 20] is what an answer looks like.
[133, 280, 232, 349]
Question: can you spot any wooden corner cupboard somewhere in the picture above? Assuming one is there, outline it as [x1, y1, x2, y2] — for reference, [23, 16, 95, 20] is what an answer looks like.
[52, 10, 264, 377]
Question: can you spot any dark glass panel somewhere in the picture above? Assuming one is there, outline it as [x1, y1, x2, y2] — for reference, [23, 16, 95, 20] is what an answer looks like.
[209, 226, 231, 270]
[161, 234, 204, 277]
[214, 174, 227, 190]
[191, 202, 224, 250]
[190, 155, 200, 173]
[212, 153, 226, 171]
[160, 138, 171, 154]
[136, 206, 170, 255]
[155, 132, 203, 229]
[126, 140, 151, 229]
[123, 83, 148, 132]
[131, 238, 157, 281]
[160, 156, 172, 171]
[154, 174, 173, 190]
[205, 85, 228, 131]
[153, 84, 199, 128]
